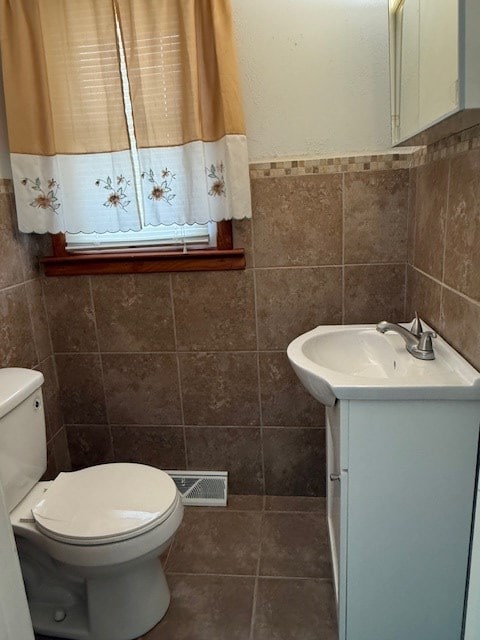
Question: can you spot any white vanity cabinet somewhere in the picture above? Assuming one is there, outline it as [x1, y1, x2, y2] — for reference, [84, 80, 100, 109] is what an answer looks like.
[327, 399, 480, 640]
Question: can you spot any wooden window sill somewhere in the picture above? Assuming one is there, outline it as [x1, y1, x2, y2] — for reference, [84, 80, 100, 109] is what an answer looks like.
[41, 247, 246, 276]
[40, 221, 245, 276]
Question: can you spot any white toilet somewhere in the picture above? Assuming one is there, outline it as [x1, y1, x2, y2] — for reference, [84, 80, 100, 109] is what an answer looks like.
[0, 367, 184, 640]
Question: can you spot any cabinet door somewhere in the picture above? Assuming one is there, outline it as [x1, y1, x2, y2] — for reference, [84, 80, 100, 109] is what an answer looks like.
[397, 0, 420, 140]
[345, 400, 479, 640]
[418, 0, 458, 126]
[326, 407, 348, 640]
[391, 0, 462, 144]
[464, 486, 480, 639]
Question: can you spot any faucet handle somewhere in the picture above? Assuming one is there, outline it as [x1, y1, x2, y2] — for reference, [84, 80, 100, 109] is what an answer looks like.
[418, 330, 437, 352]
[410, 312, 424, 337]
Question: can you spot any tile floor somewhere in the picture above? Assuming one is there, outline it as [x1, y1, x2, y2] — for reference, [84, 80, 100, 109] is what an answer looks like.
[36, 496, 338, 640]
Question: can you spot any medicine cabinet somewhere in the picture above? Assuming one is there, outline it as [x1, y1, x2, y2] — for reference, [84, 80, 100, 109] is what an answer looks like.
[389, 0, 480, 145]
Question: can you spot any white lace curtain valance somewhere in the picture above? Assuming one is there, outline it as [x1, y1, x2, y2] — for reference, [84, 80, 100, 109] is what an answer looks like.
[0, 0, 252, 234]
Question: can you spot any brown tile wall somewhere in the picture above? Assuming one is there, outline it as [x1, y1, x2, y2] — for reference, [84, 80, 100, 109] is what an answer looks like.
[407, 127, 480, 372]
[0, 180, 70, 478]
[5, 125, 479, 495]
[45, 167, 409, 496]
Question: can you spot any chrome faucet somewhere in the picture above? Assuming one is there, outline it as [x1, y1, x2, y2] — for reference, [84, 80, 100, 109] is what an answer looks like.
[376, 312, 436, 360]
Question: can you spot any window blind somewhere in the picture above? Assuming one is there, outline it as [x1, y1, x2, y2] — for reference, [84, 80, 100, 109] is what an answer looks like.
[66, 221, 215, 252]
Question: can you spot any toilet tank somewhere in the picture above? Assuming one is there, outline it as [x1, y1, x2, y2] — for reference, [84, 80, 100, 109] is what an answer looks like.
[0, 368, 46, 512]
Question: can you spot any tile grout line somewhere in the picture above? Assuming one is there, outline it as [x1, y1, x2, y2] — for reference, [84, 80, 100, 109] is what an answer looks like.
[62, 422, 325, 430]
[252, 200, 277, 496]
[410, 266, 480, 310]
[439, 159, 452, 326]
[40, 278, 70, 470]
[169, 273, 189, 470]
[51, 348, 302, 356]
[165, 571, 333, 582]
[39, 279, 57, 365]
[248, 570, 260, 639]
[441, 160, 452, 283]
[404, 168, 414, 319]
[24, 279, 42, 368]
[252, 268, 267, 496]
[403, 169, 412, 320]
[411, 167, 417, 269]
[0, 278, 33, 295]
[252, 261, 406, 271]
[248, 504, 265, 640]
[87, 276, 114, 458]
[37, 353, 56, 367]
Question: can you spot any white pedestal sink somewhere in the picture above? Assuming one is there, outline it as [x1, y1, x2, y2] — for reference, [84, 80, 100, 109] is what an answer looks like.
[287, 323, 480, 406]
[287, 323, 480, 640]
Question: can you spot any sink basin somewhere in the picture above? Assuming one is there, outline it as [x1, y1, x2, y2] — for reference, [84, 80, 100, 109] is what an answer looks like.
[287, 323, 480, 406]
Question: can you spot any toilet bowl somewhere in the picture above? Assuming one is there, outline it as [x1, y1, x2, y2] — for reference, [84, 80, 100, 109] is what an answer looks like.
[0, 369, 184, 640]
[11, 464, 184, 640]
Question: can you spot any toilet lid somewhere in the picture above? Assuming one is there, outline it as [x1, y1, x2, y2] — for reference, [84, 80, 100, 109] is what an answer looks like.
[32, 463, 178, 545]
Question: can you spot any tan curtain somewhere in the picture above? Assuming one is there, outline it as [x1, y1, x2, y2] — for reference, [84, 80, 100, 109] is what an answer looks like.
[0, 0, 251, 233]
[1, 0, 129, 155]
[116, 0, 245, 148]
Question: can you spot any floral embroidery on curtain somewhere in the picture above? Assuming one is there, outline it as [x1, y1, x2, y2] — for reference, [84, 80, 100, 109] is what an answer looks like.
[141, 169, 177, 206]
[21, 178, 61, 214]
[208, 164, 227, 198]
[95, 176, 132, 213]
[0, 0, 252, 234]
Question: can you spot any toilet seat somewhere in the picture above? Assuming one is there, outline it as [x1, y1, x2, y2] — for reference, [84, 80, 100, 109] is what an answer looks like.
[32, 463, 178, 545]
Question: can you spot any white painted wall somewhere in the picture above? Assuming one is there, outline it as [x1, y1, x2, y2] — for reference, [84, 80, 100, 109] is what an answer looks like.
[232, 0, 392, 161]
[0, 0, 392, 173]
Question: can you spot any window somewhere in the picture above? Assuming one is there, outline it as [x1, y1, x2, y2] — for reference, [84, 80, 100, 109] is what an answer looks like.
[65, 222, 216, 254]
[42, 219, 243, 275]
[39, 4, 246, 276]
[57, 10, 213, 257]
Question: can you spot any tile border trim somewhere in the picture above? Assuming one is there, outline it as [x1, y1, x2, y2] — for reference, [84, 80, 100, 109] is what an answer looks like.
[249, 153, 413, 179]
[411, 122, 480, 168]
[249, 123, 480, 179]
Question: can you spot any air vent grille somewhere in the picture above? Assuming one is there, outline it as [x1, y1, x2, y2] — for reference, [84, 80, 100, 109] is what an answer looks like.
[165, 471, 228, 506]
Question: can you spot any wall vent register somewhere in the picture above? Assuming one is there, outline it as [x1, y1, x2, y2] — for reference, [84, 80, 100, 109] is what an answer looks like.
[166, 471, 228, 507]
